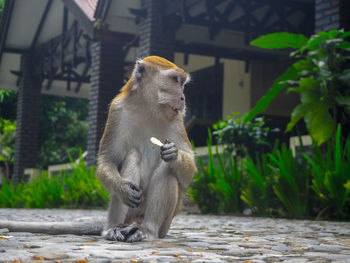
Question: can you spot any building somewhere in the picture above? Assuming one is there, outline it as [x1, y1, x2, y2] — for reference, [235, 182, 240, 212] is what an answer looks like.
[0, 0, 349, 182]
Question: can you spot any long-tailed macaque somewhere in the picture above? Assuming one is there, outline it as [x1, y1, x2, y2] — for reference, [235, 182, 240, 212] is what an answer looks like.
[0, 56, 196, 242]
[97, 56, 197, 243]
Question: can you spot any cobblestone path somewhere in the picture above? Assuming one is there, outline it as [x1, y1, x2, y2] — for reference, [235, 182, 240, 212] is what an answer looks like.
[0, 209, 350, 262]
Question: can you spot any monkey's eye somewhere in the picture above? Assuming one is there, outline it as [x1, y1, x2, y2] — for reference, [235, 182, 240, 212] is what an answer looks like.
[171, 75, 179, 83]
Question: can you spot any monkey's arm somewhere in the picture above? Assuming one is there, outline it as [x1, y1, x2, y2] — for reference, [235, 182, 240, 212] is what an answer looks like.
[97, 110, 142, 208]
[173, 148, 197, 187]
[161, 141, 196, 187]
[98, 151, 142, 209]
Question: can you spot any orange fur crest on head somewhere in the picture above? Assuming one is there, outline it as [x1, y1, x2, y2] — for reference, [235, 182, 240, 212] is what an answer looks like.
[143, 56, 187, 77]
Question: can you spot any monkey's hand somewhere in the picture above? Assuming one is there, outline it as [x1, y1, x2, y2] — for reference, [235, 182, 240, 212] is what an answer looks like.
[161, 139, 178, 162]
[119, 180, 142, 208]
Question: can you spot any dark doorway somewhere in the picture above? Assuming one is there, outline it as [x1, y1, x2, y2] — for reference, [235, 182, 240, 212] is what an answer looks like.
[185, 63, 224, 147]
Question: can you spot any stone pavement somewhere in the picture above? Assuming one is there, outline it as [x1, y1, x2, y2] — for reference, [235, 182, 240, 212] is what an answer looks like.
[0, 209, 350, 262]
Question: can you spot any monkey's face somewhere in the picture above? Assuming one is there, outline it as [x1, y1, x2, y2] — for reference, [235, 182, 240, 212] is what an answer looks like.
[156, 69, 187, 121]
[133, 60, 189, 121]
[134, 60, 188, 121]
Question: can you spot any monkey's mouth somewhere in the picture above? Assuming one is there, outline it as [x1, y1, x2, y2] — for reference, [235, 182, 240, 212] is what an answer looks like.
[170, 106, 179, 114]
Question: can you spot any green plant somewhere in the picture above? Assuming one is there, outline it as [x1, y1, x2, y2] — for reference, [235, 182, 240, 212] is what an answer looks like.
[0, 179, 25, 208]
[189, 130, 242, 214]
[303, 125, 350, 218]
[241, 153, 277, 216]
[38, 95, 89, 168]
[213, 113, 278, 159]
[0, 152, 109, 208]
[246, 29, 350, 145]
[0, 118, 16, 181]
[269, 144, 310, 218]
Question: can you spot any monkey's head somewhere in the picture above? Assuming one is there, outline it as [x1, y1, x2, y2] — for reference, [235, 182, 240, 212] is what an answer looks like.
[121, 56, 190, 122]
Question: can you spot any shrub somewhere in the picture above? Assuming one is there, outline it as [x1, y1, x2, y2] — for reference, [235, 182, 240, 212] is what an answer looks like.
[190, 127, 350, 219]
[189, 130, 243, 214]
[0, 154, 108, 209]
[269, 144, 311, 218]
[213, 113, 278, 159]
[0, 118, 16, 181]
[241, 154, 277, 216]
[303, 125, 350, 219]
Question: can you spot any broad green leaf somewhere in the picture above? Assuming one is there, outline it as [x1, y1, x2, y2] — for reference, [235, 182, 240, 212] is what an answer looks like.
[294, 77, 321, 103]
[329, 29, 340, 38]
[345, 180, 350, 191]
[250, 32, 308, 49]
[309, 103, 334, 145]
[318, 31, 332, 39]
[338, 69, 350, 82]
[308, 37, 324, 48]
[299, 77, 318, 89]
[292, 59, 312, 71]
[244, 66, 298, 123]
[340, 31, 350, 39]
[335, 96, 350, 106]
[338, 41, 350, 49]
[286, 103, 313, 132]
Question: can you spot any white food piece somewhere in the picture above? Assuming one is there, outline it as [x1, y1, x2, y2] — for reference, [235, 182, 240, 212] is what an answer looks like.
[0, 235, 13, 239]
[150, 137, 163, 147]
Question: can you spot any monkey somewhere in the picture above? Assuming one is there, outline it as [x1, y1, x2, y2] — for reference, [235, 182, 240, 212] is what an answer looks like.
[0, 56, 196, 242]
[97, 56, 197, 243]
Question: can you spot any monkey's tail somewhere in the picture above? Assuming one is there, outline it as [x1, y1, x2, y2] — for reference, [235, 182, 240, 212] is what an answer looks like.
[0, 221, 104, 235]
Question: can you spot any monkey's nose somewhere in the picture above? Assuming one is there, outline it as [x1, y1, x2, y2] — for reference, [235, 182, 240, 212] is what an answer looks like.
[180, 95, 185, 101]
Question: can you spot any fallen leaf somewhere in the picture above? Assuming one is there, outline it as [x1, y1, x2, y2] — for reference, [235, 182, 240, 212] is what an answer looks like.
[75, 260, 87, 263]
[130, 260, 139, 263]
[344, 242, 350, 245]
[11, 261, 21, 263]
[42, 238, 47, 240]
[87, 240, 93, 243]
[151, 251, 159, 254]
[17, 246, 23, 249]
[244, 261, 254, 263]
[81, 244, 86, 246]
[244, 237, 250, 241]
[34, 257, 45, 261]
[173, 253, 180, 257]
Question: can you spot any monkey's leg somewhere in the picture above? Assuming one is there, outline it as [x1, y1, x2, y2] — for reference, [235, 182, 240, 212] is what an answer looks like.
[140, 164, 179, 240]
[103, 149, 142, 242]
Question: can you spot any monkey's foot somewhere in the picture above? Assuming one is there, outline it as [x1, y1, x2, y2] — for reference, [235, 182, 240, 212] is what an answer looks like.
[103, 223, 144, 243]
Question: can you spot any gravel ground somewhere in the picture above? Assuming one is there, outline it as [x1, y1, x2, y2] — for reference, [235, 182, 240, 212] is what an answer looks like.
[0, 208, 350, 262]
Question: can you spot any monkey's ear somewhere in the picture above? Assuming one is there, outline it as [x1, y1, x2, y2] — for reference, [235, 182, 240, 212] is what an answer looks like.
[134, 60, 146, 81]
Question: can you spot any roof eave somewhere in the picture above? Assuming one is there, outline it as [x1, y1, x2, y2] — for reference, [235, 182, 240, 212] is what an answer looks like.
[94, 0, 111, 21]
[61, 0, 95, 37]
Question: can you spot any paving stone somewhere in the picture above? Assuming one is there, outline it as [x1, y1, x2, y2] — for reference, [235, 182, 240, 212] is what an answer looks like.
[271, 243, 291, 252]
[89, 259, 113, 263]
[0, 240, 24, 248]
[207, 244, 230, 250]
[282, 258, 309, 262]
[307, 244, 342, 253]
[178, 241, 211, 248]
[0, 228, 9, 233]
[31, 247, 70, 260]
[0, 250, 33, 262]
[191, 259, 228, 263]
